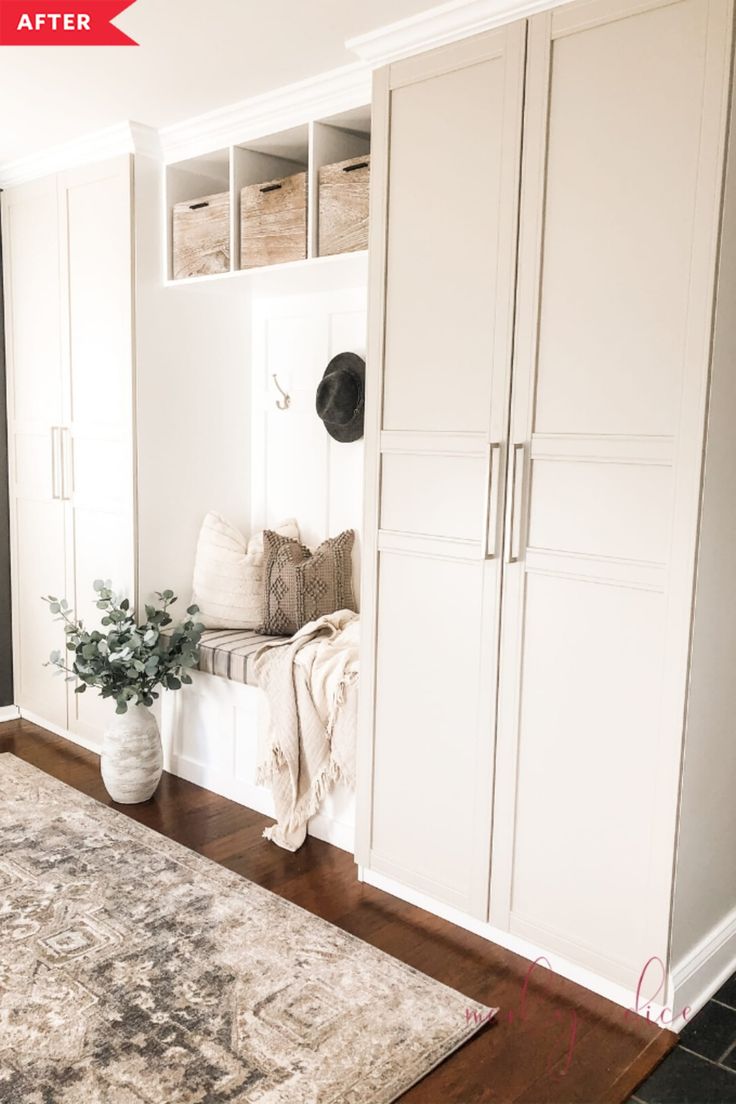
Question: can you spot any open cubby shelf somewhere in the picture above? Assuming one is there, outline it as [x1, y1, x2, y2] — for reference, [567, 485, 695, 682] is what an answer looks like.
[165, 105, 371, 285]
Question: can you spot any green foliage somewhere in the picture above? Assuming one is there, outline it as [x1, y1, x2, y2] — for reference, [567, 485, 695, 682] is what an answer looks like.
[44, 581, 203, 715]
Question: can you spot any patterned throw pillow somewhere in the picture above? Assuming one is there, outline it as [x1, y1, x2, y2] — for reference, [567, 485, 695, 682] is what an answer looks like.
[192, 513, 300, 629]
[261, 529, 356, 636]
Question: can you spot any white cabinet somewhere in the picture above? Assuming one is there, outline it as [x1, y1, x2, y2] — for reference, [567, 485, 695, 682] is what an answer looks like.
[359, 0, 735, 1005]
[359, 23, 525, 918]
[491, 0, 732, 988]
[3, 177, 67, 729]
[2, 157, 136, 742]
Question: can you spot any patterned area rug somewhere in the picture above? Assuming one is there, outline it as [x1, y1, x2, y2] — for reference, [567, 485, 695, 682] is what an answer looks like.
[0, 754, 493, 1103]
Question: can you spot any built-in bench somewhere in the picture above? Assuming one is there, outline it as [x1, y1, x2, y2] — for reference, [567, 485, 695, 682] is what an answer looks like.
[160, 626, 356, 853]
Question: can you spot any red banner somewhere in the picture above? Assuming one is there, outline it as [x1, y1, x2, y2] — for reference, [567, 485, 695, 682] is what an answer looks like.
[0, 0, 137, 44]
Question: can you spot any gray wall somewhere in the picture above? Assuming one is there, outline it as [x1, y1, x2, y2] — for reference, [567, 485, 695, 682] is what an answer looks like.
[0, 227, 13, 706]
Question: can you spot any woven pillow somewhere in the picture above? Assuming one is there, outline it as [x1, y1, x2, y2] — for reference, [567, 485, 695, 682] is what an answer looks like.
[192, 513, 300, 630]
[261, 529, 356, 636]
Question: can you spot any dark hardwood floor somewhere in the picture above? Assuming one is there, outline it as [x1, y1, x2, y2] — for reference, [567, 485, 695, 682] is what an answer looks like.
[0, 718, 676, 1103]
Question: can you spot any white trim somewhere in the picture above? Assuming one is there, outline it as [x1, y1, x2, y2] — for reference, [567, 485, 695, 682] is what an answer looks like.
[307, 811, 355, 854]
[164, 248, 368, 293]
[128, 122, 163, 161]
[346, 0, 575, 67]
[169, 751, 274, 816]
[0, 122, 160, 189]
[169, 751, 355, 854]
[670, 906, 736, 1030]
[17, 709, 103, 754]
[361, 866, 672, 1023]
[0, 2, 582, 186]
[0, 2, 579, 185]
[0, 705, 20, 723]
[159, 64, 371, 165]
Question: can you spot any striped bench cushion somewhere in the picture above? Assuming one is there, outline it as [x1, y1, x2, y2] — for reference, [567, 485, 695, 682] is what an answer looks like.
[195, 629, 276, 686]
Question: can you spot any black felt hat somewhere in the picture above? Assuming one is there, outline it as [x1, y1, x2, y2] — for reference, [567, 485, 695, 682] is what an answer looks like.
[316, 352, 365, 443]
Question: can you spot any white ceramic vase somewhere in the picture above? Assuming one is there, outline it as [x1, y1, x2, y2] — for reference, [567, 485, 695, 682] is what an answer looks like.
[100, 704, 163, 804]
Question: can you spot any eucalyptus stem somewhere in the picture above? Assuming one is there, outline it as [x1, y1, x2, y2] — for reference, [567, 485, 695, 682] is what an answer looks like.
[43, 581, 203, 715]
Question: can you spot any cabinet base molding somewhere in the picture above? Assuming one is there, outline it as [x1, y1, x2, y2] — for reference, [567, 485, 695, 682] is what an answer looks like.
[0, 705, 20, 723]
[18, 709, 103, 755]
[670, 906, 736, 1029]
[358, 865, 673, 1025]
[168, 748, 355, 854]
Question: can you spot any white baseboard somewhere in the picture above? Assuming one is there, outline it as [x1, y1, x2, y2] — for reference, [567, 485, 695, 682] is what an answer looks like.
[169, 751, 355, 853]
[17, 709, 68, 740]
[0, 705, 20, 723]
[360, 866, 669, 1024]
[18, 709, 102, 755]
[670, 905, 736, 1029]
[308, 812, 355, 853]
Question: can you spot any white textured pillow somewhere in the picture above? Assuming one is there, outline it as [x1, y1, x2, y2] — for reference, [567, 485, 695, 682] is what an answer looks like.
[192, 513, 300, 629]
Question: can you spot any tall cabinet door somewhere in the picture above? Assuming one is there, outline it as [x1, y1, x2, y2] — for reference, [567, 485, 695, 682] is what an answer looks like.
[357, 23, 526, 917]
[2, 178, 67, 728]
[58, 157, 136, 745]
[491, 0, 733, 985]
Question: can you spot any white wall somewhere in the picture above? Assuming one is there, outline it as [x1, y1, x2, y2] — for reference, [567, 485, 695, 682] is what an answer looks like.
[671, 91, 736, 968]
[134, 153, 251, 613]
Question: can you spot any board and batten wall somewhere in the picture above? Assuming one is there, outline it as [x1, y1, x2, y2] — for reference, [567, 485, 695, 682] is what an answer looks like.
[160, 283, 366, 853]
[250, 288, 366, 586]
[0, 225, 12, 707]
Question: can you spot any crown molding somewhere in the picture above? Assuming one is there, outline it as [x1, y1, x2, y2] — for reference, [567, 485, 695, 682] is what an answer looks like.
[159, 63, 372, 165]
[0, 0, 573, 186]
[128, 122, 163, 161]
[346, 0, 571, 66]
[0, 121, 160, 189]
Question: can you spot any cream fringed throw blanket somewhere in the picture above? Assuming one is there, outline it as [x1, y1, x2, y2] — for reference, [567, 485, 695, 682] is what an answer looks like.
[252, 610, 359, 851]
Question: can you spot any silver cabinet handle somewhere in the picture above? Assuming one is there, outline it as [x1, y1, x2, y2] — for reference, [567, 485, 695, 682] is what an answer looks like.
[507, 442, 527, 564]
[50, 427, 62, 500]
[61, 427, 73, 501]
[484, 442, 503, 559]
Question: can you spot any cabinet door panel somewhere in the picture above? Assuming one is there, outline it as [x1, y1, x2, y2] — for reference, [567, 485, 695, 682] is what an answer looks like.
[358, 22, 526, 918]
[371, 553, 489, 905]
[59, 158, 135, 746]
[527, 457, 672, 565]
[13, 499, 67, 726]
[4, 182, 63, 428]
[510, 573, 665, 967]
[492, 0, 732, 985]
[66, 172, 132, 427]
[533, 0, 710, 437]
[380, 452, 487, 542]
[2, 178, 67, 726]
[382, 57, 507, 434]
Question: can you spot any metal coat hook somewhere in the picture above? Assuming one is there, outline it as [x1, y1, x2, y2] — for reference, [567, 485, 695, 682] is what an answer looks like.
[272, 374, 291, 410]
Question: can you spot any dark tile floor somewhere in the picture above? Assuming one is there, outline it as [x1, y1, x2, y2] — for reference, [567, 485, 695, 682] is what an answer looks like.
[631, 973, 736, 1103]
